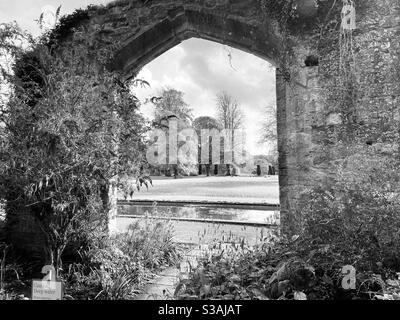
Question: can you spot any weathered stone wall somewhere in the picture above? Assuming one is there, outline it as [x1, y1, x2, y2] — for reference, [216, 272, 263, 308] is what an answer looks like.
[82, 0, 319, 235]
[351, 0, 400, 134]
[278, 0, 400, 233]
[86, 0, 284, 76]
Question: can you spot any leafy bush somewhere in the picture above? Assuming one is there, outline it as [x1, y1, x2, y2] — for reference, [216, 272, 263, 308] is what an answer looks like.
[0, 18, 149, 274]
[177, 144, 400, 300]
[115, 219, 182, 270]
[65, 217, 182, 300]
[0, 243, 30, 300]
[176, 244, 265, 300]
[298, 144, 400, 273]
[177, 236, 400, 300]
[65, 241, 146, 300]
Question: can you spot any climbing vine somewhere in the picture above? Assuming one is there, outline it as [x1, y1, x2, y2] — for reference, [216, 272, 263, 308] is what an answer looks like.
[338, 0, 358, 125]
[45, 9, 90, 48]
[258, 0, 299, 82]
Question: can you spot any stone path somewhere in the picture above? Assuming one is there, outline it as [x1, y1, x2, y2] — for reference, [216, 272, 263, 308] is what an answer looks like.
[134, 242, 252, 300]
[134, 267, 180, 300]
[134, 246, 206, 300]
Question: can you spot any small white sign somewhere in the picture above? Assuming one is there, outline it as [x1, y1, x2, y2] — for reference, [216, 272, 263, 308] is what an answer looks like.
[341, 2, 356, 30]
[31, 265, 63, 300]
[32, 280, 63, 300]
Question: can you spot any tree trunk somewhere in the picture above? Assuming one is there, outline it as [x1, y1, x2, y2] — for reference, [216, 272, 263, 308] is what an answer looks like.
[100, 181, 111, 232]
[225, 164, 231, 176]
[100, 179, 118, 235]
[53, 247, 63, 278]
[205, 164, 210, 176]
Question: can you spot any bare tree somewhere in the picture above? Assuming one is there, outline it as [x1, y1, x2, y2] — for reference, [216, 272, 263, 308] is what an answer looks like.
[259, 101, 278, 168]
[215, 92, 244, 175]
[260, 102, 277, 144]
[215, 91, 243, 130]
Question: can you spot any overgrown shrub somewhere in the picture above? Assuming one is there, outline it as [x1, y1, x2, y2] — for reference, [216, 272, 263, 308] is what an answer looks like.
[0, 19, 149, 274]
[177, 144, 400, 300]
[65, 217, 182, 300]
[176, 243, 267, 300]
[298, 144, 400, 273]
[64, 240, 146, 300]
[0, 243, 29, 300]
[115, 219, 181, 270]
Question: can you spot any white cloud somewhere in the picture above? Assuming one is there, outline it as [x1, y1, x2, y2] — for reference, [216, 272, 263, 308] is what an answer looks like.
[0, 0, 110, 36]
[135, 38, 276, 155]
[2, 1, 277, 154]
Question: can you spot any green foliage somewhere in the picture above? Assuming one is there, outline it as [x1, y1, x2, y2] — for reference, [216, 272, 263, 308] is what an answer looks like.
[45, 9, 90, 48]
[0, 242, 29, 300]
[176, 244, 267, 300]
[65, 241, 145, 300]
[153, 88, 193, 124]
[151, 88, 197, 177]
[259, 0, 299, 25]
[178, 143, 400, 300]
[65, 217, 182, 300]
[0, 21, 149, 272]
[193, 116, 223, 132]
[115, 219, 182, 270]
[298, 144, 400, 273]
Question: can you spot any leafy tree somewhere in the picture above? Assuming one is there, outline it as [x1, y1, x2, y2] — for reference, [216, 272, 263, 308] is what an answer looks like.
[152, 89, 196, 178]
[153, 88, 193, 123]
[0, 21, 148, 274]
[193, 116, 222, 132]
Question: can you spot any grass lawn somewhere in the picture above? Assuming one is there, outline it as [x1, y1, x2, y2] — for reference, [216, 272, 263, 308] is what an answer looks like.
[119, 176, 279, 205]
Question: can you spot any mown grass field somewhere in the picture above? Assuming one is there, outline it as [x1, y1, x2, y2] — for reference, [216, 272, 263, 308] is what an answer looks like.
[120, 176, 279, 204]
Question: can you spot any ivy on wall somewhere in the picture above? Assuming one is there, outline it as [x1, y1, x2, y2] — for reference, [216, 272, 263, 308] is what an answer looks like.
[45, 9, 90, 48]
[257, 0, 299, 82]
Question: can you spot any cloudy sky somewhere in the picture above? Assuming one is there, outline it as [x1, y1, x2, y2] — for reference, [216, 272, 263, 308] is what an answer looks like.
[1, 0, 276, 154]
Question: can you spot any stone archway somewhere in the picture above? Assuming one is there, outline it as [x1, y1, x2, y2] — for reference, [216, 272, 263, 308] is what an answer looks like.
[6, 0, 398, 245]
[5, 0, 400, 272]
[107, 6, 282, 78]
[75, 0, 324, 235]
